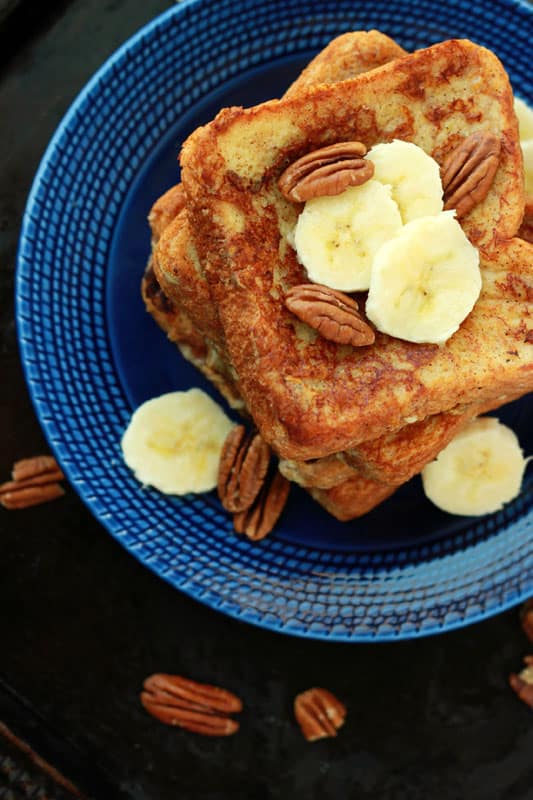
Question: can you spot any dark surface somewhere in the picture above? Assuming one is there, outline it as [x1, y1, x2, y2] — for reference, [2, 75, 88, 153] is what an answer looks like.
[1, 2, 532, 799]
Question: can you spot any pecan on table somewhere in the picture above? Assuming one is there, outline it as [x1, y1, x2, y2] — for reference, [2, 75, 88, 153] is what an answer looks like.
[509, 656, 533, 710]
[285, 283, 375, 347]
[140, 673, 243, 736]
[441, 131, 501, 218]
[294, 687, 347, 741]
[233, 470, 290, 541]
[217, 425, 270, 513]
[0, 455, 65, 510]
[278, 141, 374, 202]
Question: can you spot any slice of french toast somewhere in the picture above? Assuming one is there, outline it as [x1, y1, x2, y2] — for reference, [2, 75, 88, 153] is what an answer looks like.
[180, 39, 530, 467]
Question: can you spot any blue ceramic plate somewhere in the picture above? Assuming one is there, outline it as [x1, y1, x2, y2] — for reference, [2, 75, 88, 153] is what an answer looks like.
[17, 0, 533, 640]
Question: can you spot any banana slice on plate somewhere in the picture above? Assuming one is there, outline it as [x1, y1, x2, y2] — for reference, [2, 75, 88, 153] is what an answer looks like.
[293, 180, 402, 291]
[366, 140, 443, 223]
[365, 211, 481, 344]
[421, 417, 528, 516]
[515, 96, 533, 140]
[121, 389, 234, 495]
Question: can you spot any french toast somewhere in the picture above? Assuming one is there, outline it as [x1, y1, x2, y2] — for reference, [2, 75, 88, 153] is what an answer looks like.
[180, 40, 531, 468]
[143, 36, 532, 519]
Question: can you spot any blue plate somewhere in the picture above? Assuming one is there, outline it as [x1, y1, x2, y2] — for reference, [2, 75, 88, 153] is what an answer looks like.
[16, 0, 533, 640]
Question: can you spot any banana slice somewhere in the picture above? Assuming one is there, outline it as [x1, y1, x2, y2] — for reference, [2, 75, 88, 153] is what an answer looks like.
[293, 180, 402, 291]
[421, 417, 528, 516]
[515, 96, 533, 140]
[365, 211, 481, 344]
[366, 140, 443, 223]
[121, 389, 234, 495]
[521, 139, 533, 196]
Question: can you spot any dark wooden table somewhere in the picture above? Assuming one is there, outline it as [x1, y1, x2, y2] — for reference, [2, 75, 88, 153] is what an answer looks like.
[1, 2, 532, 798]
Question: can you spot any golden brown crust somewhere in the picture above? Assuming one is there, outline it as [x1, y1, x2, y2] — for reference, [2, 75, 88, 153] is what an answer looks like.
[152, 210, 223, 346]
[284, 30, 407, 97]
[309, 475, 396, 521]
[148, 183, 186, 242]
[181, 39, 531, 461]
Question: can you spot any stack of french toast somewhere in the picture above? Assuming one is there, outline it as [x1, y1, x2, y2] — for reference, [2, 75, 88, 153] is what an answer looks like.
[142, 31, 533, 521]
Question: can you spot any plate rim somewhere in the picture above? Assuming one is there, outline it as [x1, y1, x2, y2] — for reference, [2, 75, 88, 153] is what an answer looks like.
[15, 0, 533, 642]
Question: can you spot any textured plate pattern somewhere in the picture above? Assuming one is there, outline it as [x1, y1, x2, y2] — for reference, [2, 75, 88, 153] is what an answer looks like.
[16, 0, 533, 640]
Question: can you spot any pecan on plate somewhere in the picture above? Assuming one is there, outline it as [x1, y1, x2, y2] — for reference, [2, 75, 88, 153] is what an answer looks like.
[520, 598, 533, 643]
[217, 425, 270, 513]
[140, 673, 242, 736]
[441, 131, 501, 218]
[233, 470, 290, 541]
[0, 455, 65, 510]
[294, 687, 347, 741]
[509, 656, 533, 710]
[278, 141, 373, 202]
[285, 283, 375, 347]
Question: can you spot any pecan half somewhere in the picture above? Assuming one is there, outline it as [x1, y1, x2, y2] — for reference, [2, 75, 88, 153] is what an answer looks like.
[441, 131, 501, 218]
[509, 656, 533, 710]
[11, 455, 62, 482]
[520, 598, 533, 643]
[294, 687, 347, 741]
[0, 455, 65, 510]
[233, 470, 290, 541]
[285, 283, 375, 347]
[217, 425, 270, 513]
[140, 673, 242, 736]
[278, 141, 373, 202]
